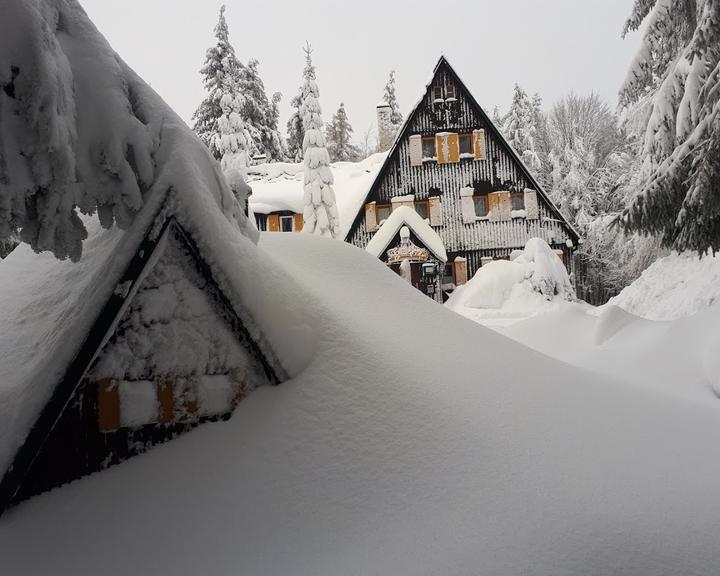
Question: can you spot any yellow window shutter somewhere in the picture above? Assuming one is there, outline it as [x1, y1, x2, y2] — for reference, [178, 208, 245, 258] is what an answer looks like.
[157, 379, 175, 424]
[524, 189, 539, 219]
[294, 213, 304, 232]
[473, 129, 486, 160]
[436, 134, 448, 164]
[498, 191, 512, 221]
[409, 134, 423, 166]
[428, 196, 443, 226]
[268, 213, 280, 232]
[448, 133, 460, 163]
[454, 258, 468, 285]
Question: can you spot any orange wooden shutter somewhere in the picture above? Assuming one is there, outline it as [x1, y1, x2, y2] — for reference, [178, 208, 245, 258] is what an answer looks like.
[436, 134, 448, 164]
[293, 213, 304, 231]
[488, 192, 501, 218]
[97, 379, 120, 432]
[157, 380, 175, 423]
[365, 203, 378, 231]
[268, 214, 280, 232]
[454, 258, 468, 285]
[447, 133, 460, 163]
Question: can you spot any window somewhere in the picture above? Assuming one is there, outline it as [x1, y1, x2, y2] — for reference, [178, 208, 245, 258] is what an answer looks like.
[415, 200, 429, 220]
[473, 195, 488, 217]
[280, 215, 294, 232]
[459, 134, 473, 156]
[442, 263, 455, 286]
[433, 85, 443, 100]
[421, 136, 436, 160]
[446, 83, 456, 99]
[376, 204, 391, 223]
[511, 192, 525, 211]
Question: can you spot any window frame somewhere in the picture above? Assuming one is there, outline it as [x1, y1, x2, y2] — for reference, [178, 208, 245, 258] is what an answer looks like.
[421, 136, 436, 160]
[375, 204, 392, 224]
[433, 85, 444, 101]
[510, 192, 525, 212]
[279, 215, 295, 232]
[473, 195, 489, 218]
[459, 133, 473, 157]
[414, 200, 429, 220]
[445, 83, 456, 99]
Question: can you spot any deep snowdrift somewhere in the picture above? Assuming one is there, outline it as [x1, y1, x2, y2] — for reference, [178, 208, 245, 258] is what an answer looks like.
[2, 234, 720, 575]
[446, 237, 575, 326]
[602, 251, 720, 320]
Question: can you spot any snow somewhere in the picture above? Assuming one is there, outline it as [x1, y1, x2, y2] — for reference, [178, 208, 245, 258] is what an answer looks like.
[118, 380, 158, 428]
[365, 205, 447, 262]
[3, 233, 720, 574]
[446, 237, 574, 326]
[600, 251, 720, 320]
[248, 153, 385, 238]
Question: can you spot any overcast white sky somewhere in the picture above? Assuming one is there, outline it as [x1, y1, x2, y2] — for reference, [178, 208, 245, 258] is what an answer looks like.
[81, 0, 641, 144]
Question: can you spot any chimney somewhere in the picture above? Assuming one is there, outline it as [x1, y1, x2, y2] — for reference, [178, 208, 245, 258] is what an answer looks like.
[376, 103, 395, 152]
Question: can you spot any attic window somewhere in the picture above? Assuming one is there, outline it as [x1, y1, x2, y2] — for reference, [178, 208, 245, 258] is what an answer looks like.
[473, 195, 489, 217]
[459, 134, 473, 156]
[445, 83, 456, 99]
[433, 85, 443, 101]
[376, 204, 391, 223]
[511, 192, 525, 211]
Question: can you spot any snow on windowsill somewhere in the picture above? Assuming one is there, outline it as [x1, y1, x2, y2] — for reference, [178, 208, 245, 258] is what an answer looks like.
[511, 210, 527, 218]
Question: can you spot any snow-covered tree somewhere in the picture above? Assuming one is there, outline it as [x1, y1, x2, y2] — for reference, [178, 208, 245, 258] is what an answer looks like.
[326, 103, 362, 162]
[212, 93, 251, 177]
[300, 44, 340, 238]
[0, 0, 159, 261]
[237, 58, 285, 161]
[286, 89, 304, 162]
[192, 5, 241, 160]
[619, 0, 720, 253]
[383, 70, 403, 126]
[502, 84, 542, 170]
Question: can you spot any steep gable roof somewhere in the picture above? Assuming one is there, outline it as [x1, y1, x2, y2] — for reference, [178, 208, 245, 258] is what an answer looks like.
[366, 205, 447, 262]
[345, 56, 580, 244]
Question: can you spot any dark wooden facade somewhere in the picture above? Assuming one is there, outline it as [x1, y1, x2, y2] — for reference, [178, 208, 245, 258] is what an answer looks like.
[346, 57, 579, 295]
[0, 217, 282, 515]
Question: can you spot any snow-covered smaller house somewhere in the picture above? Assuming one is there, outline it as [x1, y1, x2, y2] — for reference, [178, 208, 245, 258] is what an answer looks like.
[366, 205, 448, 298]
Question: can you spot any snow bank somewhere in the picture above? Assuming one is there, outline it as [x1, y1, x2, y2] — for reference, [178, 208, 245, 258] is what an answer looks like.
[248, 152, 385, 237]
[602, 251, 720, 320]
[446, 237, 574, 326]
[3, 233, 720, 575]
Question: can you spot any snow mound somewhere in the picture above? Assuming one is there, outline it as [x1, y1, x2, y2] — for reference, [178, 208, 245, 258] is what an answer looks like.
[4, 233, 720, 574]
[446, 237, 574, 326]
[602, 251, 720, 320]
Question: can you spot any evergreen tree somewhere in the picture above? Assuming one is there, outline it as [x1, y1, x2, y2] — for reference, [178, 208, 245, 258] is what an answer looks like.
[286, 89, 304, 162]
[326, 103, 362, 162]
[192, 5, 241, 160]
[619, 0, 720, 253]
[212, 92, 250, 177]
[237, 59, 285, 160]
[383, 70, 403, 126]
[502, 84, 542, 170]
[300, 43, 340, 238]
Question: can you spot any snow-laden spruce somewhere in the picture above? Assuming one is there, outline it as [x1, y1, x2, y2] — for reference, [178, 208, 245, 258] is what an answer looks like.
[326, 103, 361, 162]
[213, 93, 251, 178]
[192, 5, 242, 161]
[502, 84, 542, 170]
[383, 70, 403, 126]
[299, 44, 340, 238]
[619, 0, 720, 253]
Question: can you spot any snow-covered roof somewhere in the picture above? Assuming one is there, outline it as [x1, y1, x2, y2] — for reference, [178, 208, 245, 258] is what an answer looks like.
[0, 0, 287, 481]
[248, 153, 386, 238]
[3, 232, 720, 574]
[365, 205, 447, 262]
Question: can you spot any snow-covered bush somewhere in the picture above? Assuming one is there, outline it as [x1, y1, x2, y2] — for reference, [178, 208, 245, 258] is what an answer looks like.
[446, 238, 574, 324]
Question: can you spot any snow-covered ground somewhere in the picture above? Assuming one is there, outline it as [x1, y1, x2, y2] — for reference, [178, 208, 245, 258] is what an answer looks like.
[3, 233, 720, 575]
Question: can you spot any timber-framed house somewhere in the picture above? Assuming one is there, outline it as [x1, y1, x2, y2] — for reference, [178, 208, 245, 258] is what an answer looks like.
[346, 56, 580, 301]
